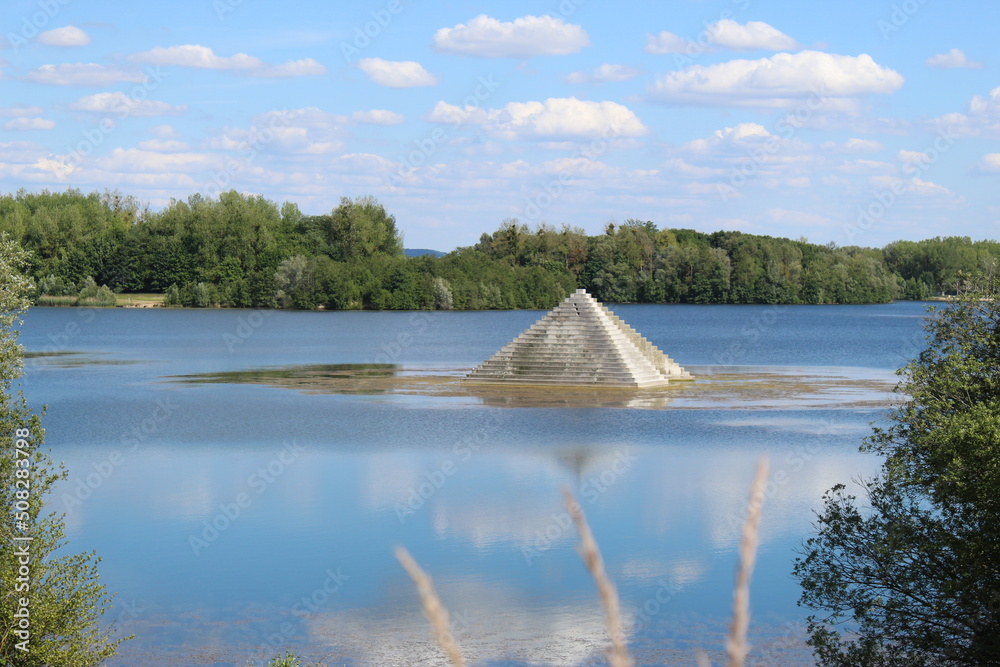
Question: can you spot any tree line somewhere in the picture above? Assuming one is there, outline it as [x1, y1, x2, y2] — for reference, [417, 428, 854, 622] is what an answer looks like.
[0, 188, 996, 310]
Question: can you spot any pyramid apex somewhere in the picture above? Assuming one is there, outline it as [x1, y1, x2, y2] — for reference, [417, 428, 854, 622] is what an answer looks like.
[575, 288, 587, 294]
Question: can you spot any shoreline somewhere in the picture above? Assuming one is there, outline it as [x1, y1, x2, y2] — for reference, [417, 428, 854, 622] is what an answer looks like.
[29, 298, 939, 312]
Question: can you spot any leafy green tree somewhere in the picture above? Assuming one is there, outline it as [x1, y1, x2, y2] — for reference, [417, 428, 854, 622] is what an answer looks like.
[432, 277, 453, 310]
[0, 235, 127, 665]
[324, 196, 403, 262]
[273, 255, 318, 309]
[384, 264, 421, 310]
[794, 278, 1000, 665]
[311, 258, 360, 310]
[164, 284, 181, 306]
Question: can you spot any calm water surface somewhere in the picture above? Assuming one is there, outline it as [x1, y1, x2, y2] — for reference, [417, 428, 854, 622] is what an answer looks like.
[18, 302, 932, 666]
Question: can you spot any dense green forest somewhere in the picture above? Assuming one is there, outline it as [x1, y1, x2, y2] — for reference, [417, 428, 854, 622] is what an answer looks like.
[0, 188, 996, 310]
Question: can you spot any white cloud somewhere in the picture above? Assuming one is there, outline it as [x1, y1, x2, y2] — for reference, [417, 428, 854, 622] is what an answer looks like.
[669, 123, 900, 197]
[69, 92, 188, 117]
[869, 175, 958, 200]
[565, 64, 640, 84]
[836, 159, 896, 175]
[94, 147, 219, 173]
[3, 118, 54, 131]
[510, 97, 644, 139]
[325, 152, 396, 175]
[33, 156, 77, 180]
[898, 149, 930, 166]
[932, 86, 1000, 137]
[645, 21, 796, 55]
[977, 154, 1000, 173]
[432, 15, 589, 58]
[357, 58, 437, 88]
[37, 26, 91, 47]
[255, 58, 326, 78]
[661, 158, 726, 179]
[130, 44, 262, 69]
[0, 141, 48, 163]
[682, 123, 796, 155]
[820, 138, 884, 153]
[706, 19, 799, 51]
[644, 31, 694, 55]
[428, 97, 647, 141]
[137, 139, 191, 152]
[844, 137, 884, 153]
[425, 102, 490, 126]
[767, 208, 831, 226]
[204, 107, 348, 155]
[964, 88, 999, 117]
[26, 63, 148, 86]
[649, 51, 904, 107]
[538, 156, 617, 178]
[129, 45, 326, 77]
[821, 175, 850, 187]
[0, 106, 44, 117]
[907, 177, 956, 198]
[926, 48, 982, 69]
[148, 124, 181, 139]
[351, 109, 405, 125]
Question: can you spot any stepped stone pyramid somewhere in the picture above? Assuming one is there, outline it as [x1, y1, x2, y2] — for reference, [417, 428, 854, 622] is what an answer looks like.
[465, 289, 692, 388]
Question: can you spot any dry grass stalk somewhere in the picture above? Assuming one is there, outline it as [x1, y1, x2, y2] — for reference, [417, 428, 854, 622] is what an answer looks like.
[561, 486, 633, 667]
[696, 651, 712, 667]
[725, 457, 769, 667]
[394, 546, 466, 667]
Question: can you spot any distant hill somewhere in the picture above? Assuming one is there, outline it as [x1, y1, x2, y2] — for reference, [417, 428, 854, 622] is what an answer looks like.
[405, 248, 446, 257]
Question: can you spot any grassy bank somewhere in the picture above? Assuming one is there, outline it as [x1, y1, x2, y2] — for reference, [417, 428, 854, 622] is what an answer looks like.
[34, 292, 166, 308]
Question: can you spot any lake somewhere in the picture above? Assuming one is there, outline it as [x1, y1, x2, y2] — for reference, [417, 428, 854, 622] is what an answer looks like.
[18, 302, 932, 666]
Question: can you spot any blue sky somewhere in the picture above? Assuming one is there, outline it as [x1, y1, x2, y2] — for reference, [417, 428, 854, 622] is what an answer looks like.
[1, 0, 998, 250]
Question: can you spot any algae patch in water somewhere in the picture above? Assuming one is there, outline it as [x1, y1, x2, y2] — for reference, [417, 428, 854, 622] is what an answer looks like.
[24, 351, 146, 368]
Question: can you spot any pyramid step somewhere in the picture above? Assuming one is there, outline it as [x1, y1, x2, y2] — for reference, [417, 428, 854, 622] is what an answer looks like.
[467, 375, 671, 388]
[469, 371, 659, 382]
[468, 374, 664, 384]
[467, 373, 670, 386]
[478, 368, 657, 380]
[472, 362, 668, 376]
